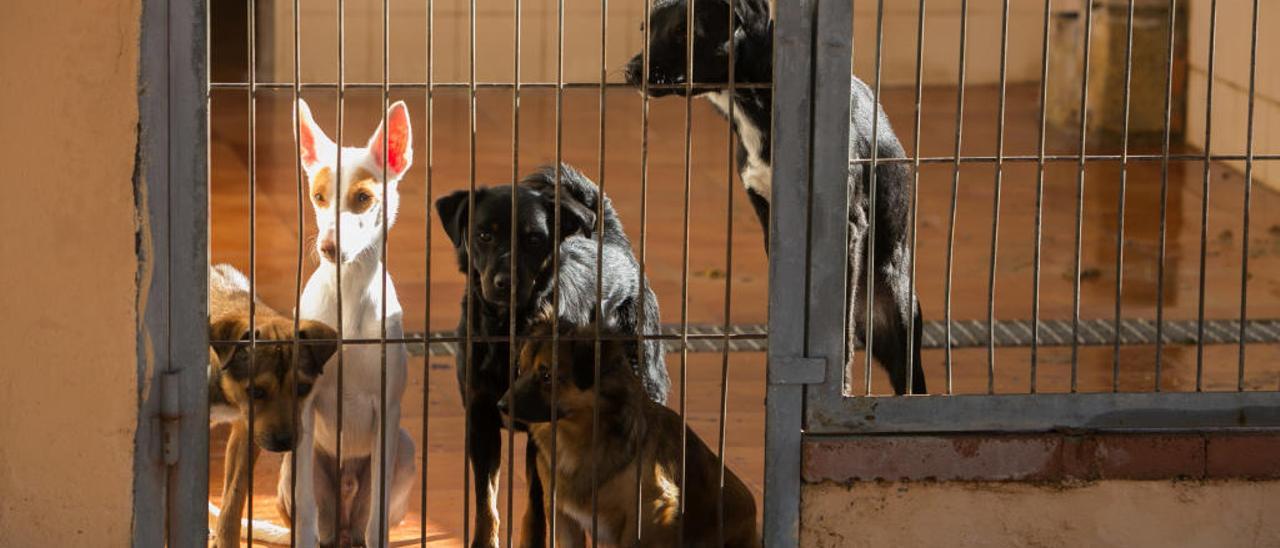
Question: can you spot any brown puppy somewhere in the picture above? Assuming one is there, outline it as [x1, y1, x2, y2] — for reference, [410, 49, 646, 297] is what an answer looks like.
[500, 324, 759, 547]
[207, 264, 338, 547]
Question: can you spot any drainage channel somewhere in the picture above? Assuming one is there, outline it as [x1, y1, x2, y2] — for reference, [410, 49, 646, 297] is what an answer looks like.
[406, 318, 1280, 357]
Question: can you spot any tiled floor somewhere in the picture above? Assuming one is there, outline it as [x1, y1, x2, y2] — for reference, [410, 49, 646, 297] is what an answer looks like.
[208, 83, 1280, 545]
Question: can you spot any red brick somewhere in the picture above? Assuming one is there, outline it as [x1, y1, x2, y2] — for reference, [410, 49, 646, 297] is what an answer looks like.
[805, 433, 1225, 483]
[1206, 433, 1280, 479]
[803, 435, 1062, 483]
[1087, 434, 1205, 480]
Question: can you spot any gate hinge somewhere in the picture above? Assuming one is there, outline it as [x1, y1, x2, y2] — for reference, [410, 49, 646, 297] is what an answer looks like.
[160, 370, 180, 466]
[768, 356, 827, 385]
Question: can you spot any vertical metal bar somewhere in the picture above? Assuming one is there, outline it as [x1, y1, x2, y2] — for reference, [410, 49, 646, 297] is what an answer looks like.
[985, 0, 1011, 395]
[420, 0, 434, 541]
[804, 0, 851, 443]
[1154, 0, 1178, 390]
[1237, 0, 1260, 391]
[765, 0, 814, 543]
[590, 0, 608, 544]
[462, 0, 477, 539]
[905, 0, 927, 396]
[504, 0, 520, 545]
[1113, 0, 1136, 392]
[1030, 0, 1052, 394]
[133, 0, 171, 541]
[1194, 0, 1219, 392]
[377, 0, 391, 539]
[943, 0, 970, 395]
[290, 0, 304, 542]
[550, 0, 565, 541]
[863, 0, 887, 397]
[1069, 0, 1096, 392]
[143, 0, 208, 541]
[636, 0, 653, 541]
[333, 0, 347, 533]
[245, 0, 258, 541]
[186, 6, 214, 528]
[677, 0, 695, 540]
[716, 0, 738, 542]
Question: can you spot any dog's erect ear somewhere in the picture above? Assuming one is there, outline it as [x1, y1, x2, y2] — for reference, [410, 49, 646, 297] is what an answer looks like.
[297, 320, 339, 377]
[548, 194, 596, 240]
[435, 190, 472, 248]
[367, 100, 413, 179]
[209, 317, 252, 375]
[297, 99, 337, 175]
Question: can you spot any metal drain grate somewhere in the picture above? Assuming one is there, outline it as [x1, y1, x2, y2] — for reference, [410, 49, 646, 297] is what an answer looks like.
[406, 318, 1280, 357]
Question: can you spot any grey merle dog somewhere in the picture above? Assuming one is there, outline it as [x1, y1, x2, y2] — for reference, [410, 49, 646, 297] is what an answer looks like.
[625, 0, 926, 395]
[436, 164, 669, 547]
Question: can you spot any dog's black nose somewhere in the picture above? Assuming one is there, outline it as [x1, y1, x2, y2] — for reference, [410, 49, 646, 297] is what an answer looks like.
[496, 397, 509, 414]
[492, 273, 510, 291]
[264, 432, 294, 451]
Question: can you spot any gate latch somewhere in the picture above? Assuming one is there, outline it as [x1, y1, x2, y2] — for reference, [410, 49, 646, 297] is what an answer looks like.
[768, 356, 827, 385]
[160, 370, 181, 466]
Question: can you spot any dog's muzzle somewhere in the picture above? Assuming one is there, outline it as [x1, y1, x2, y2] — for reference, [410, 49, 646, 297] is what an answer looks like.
[259, 431, 296, 452]
[624, 56, 644, 87]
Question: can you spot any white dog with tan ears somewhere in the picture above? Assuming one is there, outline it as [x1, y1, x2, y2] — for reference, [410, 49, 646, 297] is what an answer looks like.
[276, 98, 417, 547]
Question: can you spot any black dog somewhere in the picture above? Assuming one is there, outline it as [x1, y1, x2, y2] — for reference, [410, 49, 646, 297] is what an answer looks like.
[625, 0, 926, 395]
[436, 164, 669, 547]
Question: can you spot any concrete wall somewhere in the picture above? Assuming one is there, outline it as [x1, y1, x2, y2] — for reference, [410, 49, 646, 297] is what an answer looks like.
[1186, 0, 1280, 189]
[803, 481, 1280, 547]
[0, 0, 141, 544]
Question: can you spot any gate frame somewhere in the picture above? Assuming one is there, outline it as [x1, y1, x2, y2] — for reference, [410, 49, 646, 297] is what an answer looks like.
[763, 0, 854, 544]
[763, 0, 1280, 544]
[133, 0, 210, 544]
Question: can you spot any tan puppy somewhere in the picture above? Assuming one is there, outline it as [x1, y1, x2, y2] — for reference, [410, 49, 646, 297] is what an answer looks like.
[501, 324, 760, 547]
[206, 264, 338, 547]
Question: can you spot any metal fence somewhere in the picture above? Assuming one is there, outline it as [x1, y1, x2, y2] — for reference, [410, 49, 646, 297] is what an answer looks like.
[791, 0, 1280, 435]
[766, 0, 1279, 544]
[129, 0, 1280, 545]
[201, 0, 770, 546]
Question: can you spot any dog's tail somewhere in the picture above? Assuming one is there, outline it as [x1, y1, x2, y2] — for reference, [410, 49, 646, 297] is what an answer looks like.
[207, 501, 294, 545]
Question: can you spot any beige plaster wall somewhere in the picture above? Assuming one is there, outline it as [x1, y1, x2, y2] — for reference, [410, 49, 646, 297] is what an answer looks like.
[268, 0, 647, 84]
[853, 0, 1051, 87]
[802, 480, 1280, 547]
[1186, 0, 1280, 189]
[263, 0, 1049, 87]
[0, 0, 141, 544]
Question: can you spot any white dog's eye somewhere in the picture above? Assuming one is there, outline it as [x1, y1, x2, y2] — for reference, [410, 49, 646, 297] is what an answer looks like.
[313, 192, 326, 204]
[356, 192, 372, 204]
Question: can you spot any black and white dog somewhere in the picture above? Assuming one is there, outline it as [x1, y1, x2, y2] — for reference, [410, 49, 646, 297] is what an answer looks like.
[625, 0, 926, 395]
[436, 164, 669, 547]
